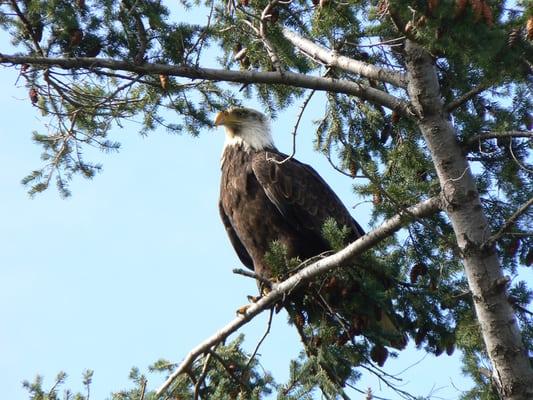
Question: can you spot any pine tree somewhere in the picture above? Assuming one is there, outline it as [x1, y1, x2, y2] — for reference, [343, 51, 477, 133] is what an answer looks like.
[2, 0, 532, 399]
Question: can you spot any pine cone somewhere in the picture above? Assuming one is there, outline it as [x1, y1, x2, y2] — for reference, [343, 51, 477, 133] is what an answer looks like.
[454, 0, 468, 18]
[159, 74, 169, 90]
[69, 28, 83, 47]
[527, 16, 533, 40]
[410, 263, 428, 284]
[525, 249, 533, 266]
[29, 88, 38, 104]
[508, 28, 520, 47]
[470, 0, 484, 22]
[372, 191, 382, 205]
[481, 1, 493, 28]
[415, 326, 428, 346]
[446, 342, 455, 356]
[370, 344, 388, 367]
[427, 0, 439, 14]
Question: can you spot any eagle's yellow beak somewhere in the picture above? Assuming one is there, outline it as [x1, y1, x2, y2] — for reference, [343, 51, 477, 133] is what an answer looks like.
[215, 110, 241, 127]
[214, 110, 228, 126]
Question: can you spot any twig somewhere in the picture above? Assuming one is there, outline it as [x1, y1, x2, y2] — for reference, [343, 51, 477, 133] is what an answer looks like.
[232, 268, 273, 288]
[483, 197, 533, 249]
[207, 349, 248, 388]
[359, 365, 417, 400]
[193, 352, 212, 400]
[508, 137, 533, 174]
[155, 196, 442, 396]
[244, 308, 274, 370]
[345, 36, 406, 48]
[271, 89, 315, 164]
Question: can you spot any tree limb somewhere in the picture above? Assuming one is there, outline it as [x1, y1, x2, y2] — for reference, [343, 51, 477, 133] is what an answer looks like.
[155, 195, 442, 396]
[282, 28, 407, 88]
[0, 53, 412, 115]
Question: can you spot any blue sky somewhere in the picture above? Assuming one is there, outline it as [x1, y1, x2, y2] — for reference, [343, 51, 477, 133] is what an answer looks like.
[0, 6, 477, 400]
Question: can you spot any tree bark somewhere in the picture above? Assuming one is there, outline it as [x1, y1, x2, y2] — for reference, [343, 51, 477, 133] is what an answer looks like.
[404, 40, 533, 400]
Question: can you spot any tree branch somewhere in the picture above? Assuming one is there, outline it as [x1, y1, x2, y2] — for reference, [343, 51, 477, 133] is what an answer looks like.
[282, 28, 407, 88]
[483, 197, 533, 249]
[0, 53, 412, 115]
[155, 195, 442, 396]
[445, 82, 491, 113]
[464, 131, 533, 151]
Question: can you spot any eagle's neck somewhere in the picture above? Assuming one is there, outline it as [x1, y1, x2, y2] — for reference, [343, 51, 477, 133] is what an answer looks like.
[221, 121, 276, 165]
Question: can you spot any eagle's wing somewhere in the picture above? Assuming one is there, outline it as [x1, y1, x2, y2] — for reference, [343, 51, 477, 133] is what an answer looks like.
[251, 150, 364, 240]
[219, 200, 254, 270]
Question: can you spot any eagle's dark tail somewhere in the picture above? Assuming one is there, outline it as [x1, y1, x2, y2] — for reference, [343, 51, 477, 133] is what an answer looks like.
[283, 268, 408, 373]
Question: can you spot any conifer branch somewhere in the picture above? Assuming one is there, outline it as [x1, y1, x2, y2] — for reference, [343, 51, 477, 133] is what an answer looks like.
[0, 54, 412, 115]
[282, 28, 407, 88]
[155, 196, 442, 396]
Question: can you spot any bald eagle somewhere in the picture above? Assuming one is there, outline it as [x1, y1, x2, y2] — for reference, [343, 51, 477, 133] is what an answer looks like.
[215, 107, 405, 358]
[215, 107, 364, 278]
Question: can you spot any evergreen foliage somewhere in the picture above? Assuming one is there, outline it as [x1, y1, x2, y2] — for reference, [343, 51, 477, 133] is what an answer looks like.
[1, 0, 532, 398]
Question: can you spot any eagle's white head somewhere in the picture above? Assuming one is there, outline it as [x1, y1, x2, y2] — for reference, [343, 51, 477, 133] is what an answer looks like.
[214, 107, 276, 152]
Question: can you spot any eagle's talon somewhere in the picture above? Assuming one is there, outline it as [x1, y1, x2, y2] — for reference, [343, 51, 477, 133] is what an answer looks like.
[247, 295, 261, 303]
[236, 304, 250, 315]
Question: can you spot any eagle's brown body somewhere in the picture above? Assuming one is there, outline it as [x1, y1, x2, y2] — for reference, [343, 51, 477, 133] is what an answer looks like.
[219, 142, 364, 281]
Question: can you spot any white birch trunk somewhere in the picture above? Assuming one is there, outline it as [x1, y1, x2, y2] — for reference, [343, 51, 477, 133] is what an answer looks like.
[404, 40, 533, 400]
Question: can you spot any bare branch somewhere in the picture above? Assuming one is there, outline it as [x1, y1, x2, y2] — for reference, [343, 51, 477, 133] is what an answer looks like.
[155, 196, 442, 396]
[0, 54, 412, 115]
[282, 28, 407, 88]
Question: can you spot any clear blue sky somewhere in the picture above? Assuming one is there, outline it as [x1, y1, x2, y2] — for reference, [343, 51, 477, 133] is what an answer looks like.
[0, 6, 476, 400]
